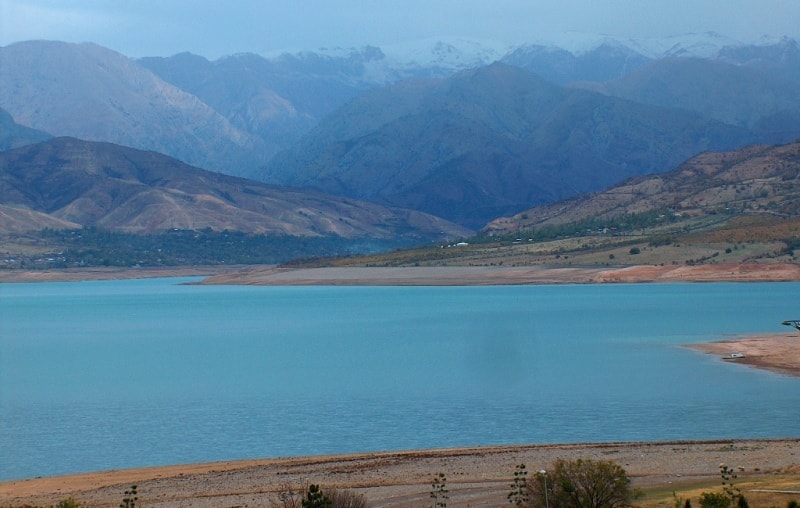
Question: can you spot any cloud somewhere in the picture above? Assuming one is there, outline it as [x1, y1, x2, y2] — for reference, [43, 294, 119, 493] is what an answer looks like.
[2, 0, 799, 59]
[0, 1, 118, 45]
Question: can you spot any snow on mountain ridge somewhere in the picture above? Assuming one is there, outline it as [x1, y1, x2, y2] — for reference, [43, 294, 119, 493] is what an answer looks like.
[527, 31, 744, 58]
[380, 37, 511, 68]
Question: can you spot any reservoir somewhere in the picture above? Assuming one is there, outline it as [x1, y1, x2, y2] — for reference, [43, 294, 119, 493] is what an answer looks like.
[1, 278, 799, 481]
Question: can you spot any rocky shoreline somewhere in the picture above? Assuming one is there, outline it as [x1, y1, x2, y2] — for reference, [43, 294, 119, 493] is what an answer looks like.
[2, 439, 799, 508]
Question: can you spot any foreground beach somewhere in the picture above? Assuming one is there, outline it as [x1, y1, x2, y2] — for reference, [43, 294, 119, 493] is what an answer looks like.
[2, 440, 799, 508]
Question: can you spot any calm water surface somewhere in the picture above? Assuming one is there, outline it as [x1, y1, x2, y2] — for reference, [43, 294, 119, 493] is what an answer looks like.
[1, 278, 799, 480]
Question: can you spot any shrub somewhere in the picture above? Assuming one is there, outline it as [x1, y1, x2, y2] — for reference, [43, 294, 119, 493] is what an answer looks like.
[699, 492, 731, 508]
[120, 485, 137, 508]
[302, 484, 331, 508]
[327, 488, 369, 508]
[526, 458, 639, 508]
[508, 463, 529, 507]
[56, 497, 81, 508]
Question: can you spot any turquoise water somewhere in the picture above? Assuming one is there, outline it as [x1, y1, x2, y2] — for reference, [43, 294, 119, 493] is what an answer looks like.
[1, 278, 799, 480]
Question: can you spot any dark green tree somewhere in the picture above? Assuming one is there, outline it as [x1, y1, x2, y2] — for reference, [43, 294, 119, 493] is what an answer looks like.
[302, 484, 332, 508]
[120, 485, 137, 508]
[430, 472, 448, 508]
[508, 463, 529, 507]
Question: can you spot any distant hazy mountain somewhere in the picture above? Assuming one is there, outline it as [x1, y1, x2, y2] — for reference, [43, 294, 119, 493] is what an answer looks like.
[0, 41, 266, 175]
[484, 140, 800, 234]
[502, 42, 652, 85]
[0, 107, 51, 150]
[577, 56, 800, 139]
[2, 35, 799, 218]
[138, 50, 372, 159]
[263, 63, 753, 228]
[0, 137, 470, 239]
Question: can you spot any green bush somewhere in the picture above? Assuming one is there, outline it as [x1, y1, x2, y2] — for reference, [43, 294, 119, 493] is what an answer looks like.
[526, 458, 639, 508]
[55, 497, 81, 508]
[699, 492, 730, 508]
[302, 484, 331, 508]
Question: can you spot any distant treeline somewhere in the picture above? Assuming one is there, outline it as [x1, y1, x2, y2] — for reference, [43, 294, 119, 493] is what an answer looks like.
[2, 227, 418, 269]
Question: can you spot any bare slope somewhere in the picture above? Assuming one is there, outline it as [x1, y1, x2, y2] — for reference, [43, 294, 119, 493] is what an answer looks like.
[0, 41, 264, 175]
[486, 140, 800, 233]
[0, 137, 470, 239]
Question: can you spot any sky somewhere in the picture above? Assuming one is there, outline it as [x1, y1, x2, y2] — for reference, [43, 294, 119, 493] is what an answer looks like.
[1, 0, 799, 59]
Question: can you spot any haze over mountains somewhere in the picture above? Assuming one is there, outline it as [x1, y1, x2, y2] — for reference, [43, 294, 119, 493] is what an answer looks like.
[1, 33, 799, 244]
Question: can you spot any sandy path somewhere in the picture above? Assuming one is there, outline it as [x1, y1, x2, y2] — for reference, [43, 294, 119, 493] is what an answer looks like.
[2, 440, 799, 508]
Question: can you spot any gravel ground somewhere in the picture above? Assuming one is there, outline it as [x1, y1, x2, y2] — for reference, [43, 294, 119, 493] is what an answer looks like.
[3, 440, 799, 508]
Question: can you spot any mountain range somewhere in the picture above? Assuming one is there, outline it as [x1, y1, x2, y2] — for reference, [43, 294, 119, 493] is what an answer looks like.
[1, 34, 799, 251]
[262, 62, 755, 227]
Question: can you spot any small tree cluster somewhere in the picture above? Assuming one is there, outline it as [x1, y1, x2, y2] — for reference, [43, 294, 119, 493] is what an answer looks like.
[526, 458, 639, 508]
[120, 485, 138, 508]
[302, 484, 332, 508]
[275, 483, 369, 508]
[430, 472, 448, 508]
[698, 464, 749, 508]
[508, 464, 529, 507]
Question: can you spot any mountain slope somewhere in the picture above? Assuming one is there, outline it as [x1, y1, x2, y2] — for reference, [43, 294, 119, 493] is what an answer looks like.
[0, 107, 51, 151]
[578, 57, 800, 138]
[263, 63, 753, 228]
[0, 137, 470, 239]
[484, 140, 800, 234]
[501, 42, 651, 85]
[0, 41, 266, 175]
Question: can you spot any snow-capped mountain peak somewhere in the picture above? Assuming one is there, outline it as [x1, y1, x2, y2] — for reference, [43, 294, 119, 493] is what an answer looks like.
[380, 36, 511, 69]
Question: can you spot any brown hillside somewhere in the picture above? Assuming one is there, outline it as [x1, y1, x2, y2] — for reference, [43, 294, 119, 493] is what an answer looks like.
[485, 140, 800, 234]
[0, 137, 471, 239]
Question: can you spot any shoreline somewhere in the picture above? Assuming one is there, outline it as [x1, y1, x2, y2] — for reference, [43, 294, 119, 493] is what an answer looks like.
[200, 263, 800, 285]
[2, 262, 800, 285]
[3, 439, 799, 508]
[686, 331, 800, 377]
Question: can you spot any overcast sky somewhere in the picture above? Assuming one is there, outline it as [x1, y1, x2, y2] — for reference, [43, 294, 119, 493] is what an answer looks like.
[2, 0, 799, 59]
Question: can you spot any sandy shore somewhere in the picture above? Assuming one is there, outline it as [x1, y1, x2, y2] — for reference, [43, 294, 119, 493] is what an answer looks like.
[0, 266, 228, 283]
[686, 332, 800, 377]
[200, 263, 800, 286]
[3, 262, 800, 285]
[2, 440, 799, 508]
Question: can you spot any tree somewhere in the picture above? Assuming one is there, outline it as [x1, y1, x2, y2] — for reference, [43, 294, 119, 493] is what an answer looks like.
[526, 459, 639, 508]
[430, 472, 448, 508]
[508, 463, 529, 507]
[698, 463, 749, 508]
[120, 485, 137, 508]
[302, 484, 332, 508]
